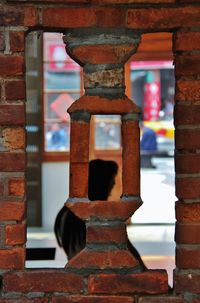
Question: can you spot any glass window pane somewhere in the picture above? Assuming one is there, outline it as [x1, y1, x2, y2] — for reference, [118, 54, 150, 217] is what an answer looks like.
[45, 122, 70, 151]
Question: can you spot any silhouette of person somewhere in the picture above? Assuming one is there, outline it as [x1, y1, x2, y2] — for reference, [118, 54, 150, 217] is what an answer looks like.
[54, 158, 147, 270]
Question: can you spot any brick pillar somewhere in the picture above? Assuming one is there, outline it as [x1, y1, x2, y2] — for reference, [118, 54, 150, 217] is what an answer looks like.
[63, 29, 168, 294]
[173, 31, 200, 298]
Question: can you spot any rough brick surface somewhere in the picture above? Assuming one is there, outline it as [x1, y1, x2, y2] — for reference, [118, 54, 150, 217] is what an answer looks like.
[174, 104, 200, 126]
[70, 122, 89, 163]
[0, 201, 25, 221]
[138, 297, 185, 303]
[0, 56, 24, 76]
[0, 106, 25, 126]
[2, 127, 25, 150]
[87, 225, 127, 244]
[176, 177, 200, 200]
[5, 80, 25, 100]
[5, 223, 26, 245]
[69, 162, 88, 197]
[9, 31, 25, 52]
[4, 271, 84, 293]
[175, 129, 200, 150]
[0, 153, 25, 172]
[176, 223, 200, 244]
[176, 80, 200, 102]
[176, 201, 200, 223]
[174, 32, 200, 51]
[88, 271, 168, 294]
[176, 248, 200, 269]
[175, 154, 200, 174]
[52, 296, 134, 303]
[175, 55, 200, 77]
[8, 177, 25, 197]
[0, 247, 25, 269]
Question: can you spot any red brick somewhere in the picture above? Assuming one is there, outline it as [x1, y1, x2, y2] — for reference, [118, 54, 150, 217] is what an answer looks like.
[52, 296, 134, 303]
[126, 7, 200, 29]
[0, 153, 25, 171]
[0, 247, 25, 269]
[43, 8, 125, 28]
[5, 80, 25, 100]
[68, 95, 140, 115]
[175, 154, 200, 174]
[87, 225, 127, 244]
[88, 271, 168, 294]
[175, 55, 200, 77]
[66, 201, 142, 221]
[176, 223, 200, 244]
[175, 271, 200, 297]
[176, 202, 200, 223]
[174, 104, 200, 126]
[0, 105, 25, 125]
[67, 249, 139, 269]
[174, 32, 200, 51]
[70, 44, 137, 65]
[0, 201, 25, 221]
[122, 120, 140, 196]
[9, 31, 25, 52]
[4, 271, 84, 293]
[176, 247, 200, 269]
[176, 80, 200, 102]
[0, 180, 4, 196]
[176, 177, 200, 200]
[0, 55, 24, 76]
[8, 177, 25, 197]
[24, 7, 39, 27]
[6, 223, 26, 245]
[70, 121, 89, 163]
[175, 129, 200, 150]
[0, 299, 48, 303]
[138, 297, 184, 303]
[69, 162, 88, 197]
[2, 127, 25, 149]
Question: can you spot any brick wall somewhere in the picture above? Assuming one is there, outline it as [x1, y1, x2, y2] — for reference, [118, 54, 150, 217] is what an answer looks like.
[0, 0, 200, 302]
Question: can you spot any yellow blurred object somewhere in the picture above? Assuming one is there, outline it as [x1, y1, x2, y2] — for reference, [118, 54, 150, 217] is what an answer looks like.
[143, 120, 174, 139]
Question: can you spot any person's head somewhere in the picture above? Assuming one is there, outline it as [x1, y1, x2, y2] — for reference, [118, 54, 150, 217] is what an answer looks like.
[88, 159, 118, 201]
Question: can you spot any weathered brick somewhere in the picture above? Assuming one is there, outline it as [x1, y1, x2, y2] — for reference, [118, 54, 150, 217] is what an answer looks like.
[70, 121, 90, 163]
[176, 177, 200, 200]
[0, 153, 25, 171]
[4, 271, 84, 293]
[174, 32, 200, 51]
[69, 162, 89, 197]
[88, 271, 168, 294]
[0, 9, 23, 26]
[0, 201, 25, 221]
[67, 249, 139, 269]
[0, 247, 25, 269]
[70, 44, 137, 65]
[0, 55, 24, 76]
[0, 105, 25, 126]
[175, 154, 200, 174]
[122, 120, 140, 196]
[2, 127, 25, 150]
[174, 104, 200, 126]
[5, 223, 26, 245]
[5, 80, 25, 100]
[24, 7, 39, 27]
[0, 298, 48, 303]
[126, 7, 200, 29]
[84, 68, 124, 89]
[175, 129, 200, 150]
[175, 55, 200, 77]
[8, 177, 25, 197]
[66, 201, 142, 221]
[52, 296, 134, 303]
[43, 8, 125, 28]
[9, 31, 25, 52]
[87, 225, 127, 244]
[92, 0, 175, 3]
[138, 296, 184, 303]
[176, 80, 200, 102]
[176, 247, 200, 269]
[0, 179, 4, 196]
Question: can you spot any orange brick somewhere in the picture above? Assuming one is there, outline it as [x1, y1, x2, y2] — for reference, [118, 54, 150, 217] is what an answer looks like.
[6, 223, 26, 245]
[2, 127, 25, 150]
[176, 247, 200, 269]
[70, 121, 90, 163]
[8, 178, 25, 197]
[52, 296, 134, 303]
[69, 162, 88, 197]
[87, 224, 127, 244]
[176, 201, 200, 223]
[176, 80, 200, 102]
[174, 32, 200, 51]
[0, 247, 25, 269]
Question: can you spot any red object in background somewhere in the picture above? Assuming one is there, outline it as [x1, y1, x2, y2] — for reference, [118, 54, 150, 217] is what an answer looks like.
[143, 82, 161, 121]
[50, 93, 74, 121]
[48, 44, 80, 72]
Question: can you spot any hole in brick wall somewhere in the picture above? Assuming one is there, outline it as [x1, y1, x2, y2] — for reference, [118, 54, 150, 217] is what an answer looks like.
[126, 32, 175, 287]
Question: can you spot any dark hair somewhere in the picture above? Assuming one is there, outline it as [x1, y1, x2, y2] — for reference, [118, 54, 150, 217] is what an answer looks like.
[54, 159, 118, 259]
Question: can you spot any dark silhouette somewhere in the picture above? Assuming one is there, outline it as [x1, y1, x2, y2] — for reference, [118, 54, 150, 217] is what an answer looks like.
[54, 159, 147, 270]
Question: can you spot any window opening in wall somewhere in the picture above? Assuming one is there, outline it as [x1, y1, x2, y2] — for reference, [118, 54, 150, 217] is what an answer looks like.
[126, 33, 175, 287]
